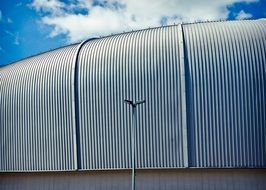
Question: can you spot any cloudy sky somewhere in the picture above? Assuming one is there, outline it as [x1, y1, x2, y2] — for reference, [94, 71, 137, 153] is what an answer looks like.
[0, 0, 265, 65]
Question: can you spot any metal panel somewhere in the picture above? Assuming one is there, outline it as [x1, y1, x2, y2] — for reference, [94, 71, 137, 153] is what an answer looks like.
[1, 20, 265, 172]
[77, 25, 187, 169]
[71, 37, 99, 169]
[178, 24, 189, 167]
[0, 45, 78, 171]
[1, 169, 266, 190]
[183, 20, 266, 167]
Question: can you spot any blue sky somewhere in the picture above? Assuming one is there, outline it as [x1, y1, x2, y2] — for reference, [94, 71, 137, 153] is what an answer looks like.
[0, 0, 265, 66]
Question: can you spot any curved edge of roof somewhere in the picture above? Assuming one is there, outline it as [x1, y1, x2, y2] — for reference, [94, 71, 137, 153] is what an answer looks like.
[0, 42, 80, 69]
[0, 18, 264, 69]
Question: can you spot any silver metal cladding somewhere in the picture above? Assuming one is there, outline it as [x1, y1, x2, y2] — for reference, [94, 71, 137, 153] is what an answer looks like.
[0, 20, 265, 172]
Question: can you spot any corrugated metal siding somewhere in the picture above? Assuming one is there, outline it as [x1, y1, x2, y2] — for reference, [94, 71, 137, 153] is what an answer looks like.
[77, 25, 187, 169]
[0, 20, 265, 172]
[183, 20, 266, 167]
[0, 45, 78, 171]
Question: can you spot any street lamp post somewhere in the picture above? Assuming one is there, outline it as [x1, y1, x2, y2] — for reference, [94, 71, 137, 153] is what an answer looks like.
[124, 99, 145, 190]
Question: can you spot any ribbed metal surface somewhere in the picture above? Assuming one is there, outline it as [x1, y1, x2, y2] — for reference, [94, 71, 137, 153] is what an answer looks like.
[1, 20, 265, 172]
[183, 20, 266, 167]
[0, 45, 78, 171]
[77, 25, 187, 169]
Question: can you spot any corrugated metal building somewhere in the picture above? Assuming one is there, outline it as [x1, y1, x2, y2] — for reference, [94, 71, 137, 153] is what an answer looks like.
[0, 19, 265, 189]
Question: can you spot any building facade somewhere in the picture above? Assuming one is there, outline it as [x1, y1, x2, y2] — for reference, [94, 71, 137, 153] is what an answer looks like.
[0, 19, 266, 189]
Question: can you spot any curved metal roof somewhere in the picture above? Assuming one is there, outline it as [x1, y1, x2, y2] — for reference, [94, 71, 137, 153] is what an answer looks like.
[0, 19, 265, 172]
[0, 44, 78, 171]
[183, 20, 266, 167]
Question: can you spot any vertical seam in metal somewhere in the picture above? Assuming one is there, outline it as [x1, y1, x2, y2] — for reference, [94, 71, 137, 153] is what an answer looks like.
[72, 37, 98, 170]
[178, 23, 189, 167]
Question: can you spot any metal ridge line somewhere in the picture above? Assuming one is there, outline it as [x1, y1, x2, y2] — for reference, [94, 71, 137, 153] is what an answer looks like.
[72, 37, 99, 170]
[178, 23, 189, 167]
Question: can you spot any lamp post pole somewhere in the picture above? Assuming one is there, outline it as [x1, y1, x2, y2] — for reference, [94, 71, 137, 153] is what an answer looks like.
[124, 99, 145, 190]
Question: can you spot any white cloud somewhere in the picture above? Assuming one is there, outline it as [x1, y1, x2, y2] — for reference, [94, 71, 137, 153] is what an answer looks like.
[0, 46, 4, 52]
[16, 2, 23, 7]
[4, 30, 20, 45]
[4, 30, 14, 36]
[30, 0, 258, 43]
[42, 8, 132, 41]
[14, 33, 20, 45]
[7, 17, 13, 23]
[30, 0, 65, 15]
[0, 10, 14, 24]
[235, 10, 253, 19]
